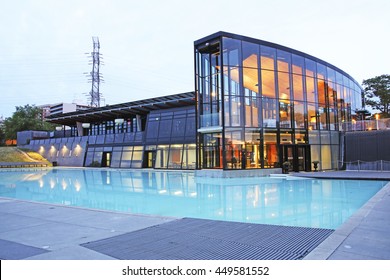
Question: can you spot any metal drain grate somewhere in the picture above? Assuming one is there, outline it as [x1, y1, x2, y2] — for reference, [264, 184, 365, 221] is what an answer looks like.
[81, 218, 334, 260]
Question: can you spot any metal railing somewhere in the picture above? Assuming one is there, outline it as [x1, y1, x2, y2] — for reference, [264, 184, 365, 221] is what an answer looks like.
[341, 118, 390, 132]
[341, 160, 390, 172]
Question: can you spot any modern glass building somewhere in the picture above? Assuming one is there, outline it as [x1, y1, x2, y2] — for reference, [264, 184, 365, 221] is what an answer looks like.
[22, 92, 197, 169]
[19, 32, 363, 172]
[194, 32, 362, 172]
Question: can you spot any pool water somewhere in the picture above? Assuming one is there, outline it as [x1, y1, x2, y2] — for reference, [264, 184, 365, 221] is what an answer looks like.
[0, 169, 387, 229]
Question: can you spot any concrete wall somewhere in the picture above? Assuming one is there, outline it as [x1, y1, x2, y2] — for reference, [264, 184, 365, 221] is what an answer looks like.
[17, 130, 50, 146]
[23, 136, 88, 167]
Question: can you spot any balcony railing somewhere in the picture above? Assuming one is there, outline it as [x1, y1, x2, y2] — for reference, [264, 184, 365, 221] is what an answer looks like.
[199, 113, 221, 128]
[341, 118, 390, 132]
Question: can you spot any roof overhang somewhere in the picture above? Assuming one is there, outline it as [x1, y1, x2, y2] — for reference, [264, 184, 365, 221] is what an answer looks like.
[46, 92, 195, 126]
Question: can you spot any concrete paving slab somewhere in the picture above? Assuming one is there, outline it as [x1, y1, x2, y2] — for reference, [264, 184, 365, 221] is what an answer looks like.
[0, 198, 177, 259]
[328, 250, 382, 260]
[0, 200, 50, 214]
[24, 245, 117, 260]
[0, 213, 50, 233]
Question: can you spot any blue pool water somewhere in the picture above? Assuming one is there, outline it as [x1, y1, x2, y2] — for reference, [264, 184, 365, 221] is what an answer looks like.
[0, 168, 387, 229]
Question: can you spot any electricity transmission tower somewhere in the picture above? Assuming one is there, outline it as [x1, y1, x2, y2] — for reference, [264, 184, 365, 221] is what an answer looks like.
[86, 36, 103, 107]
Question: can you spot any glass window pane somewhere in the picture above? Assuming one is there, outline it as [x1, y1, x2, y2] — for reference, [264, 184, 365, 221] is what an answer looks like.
[294, 101, 306, 129]
[222, 37, 241, 66]
[277, 50, 291, 72]
[317, 79, 326, 105]
[242, 41, 259, 68]
[306, 76, 317, 103]
[309, 131, 320, 144]
[308, 103, 318, 130]
[260, 46, 276, 70]
[261, 69, 276, 98]
[155, 145, 169, 168]
[264, 131, 278, 168]
[278, 72, 290, 100]
[316, 63, 327, 80]
[263, 98, 277, 128]
[305, 59, 316, 77]
[167, 144, 183, 169]
[292, 74, 304, 101]
[279, 100, 292, 128]
[243, 68, 259, 93]
[292, 54, 304, 75]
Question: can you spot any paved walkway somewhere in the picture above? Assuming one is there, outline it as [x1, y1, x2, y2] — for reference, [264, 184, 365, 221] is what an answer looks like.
[0, 170, 389, 260]
[293, 170, 390, 180]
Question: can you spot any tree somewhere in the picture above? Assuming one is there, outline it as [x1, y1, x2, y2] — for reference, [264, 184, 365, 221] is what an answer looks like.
[3, 104, 55, 140]
[362, 74, 390, 117]
[0, 122, 5, 145]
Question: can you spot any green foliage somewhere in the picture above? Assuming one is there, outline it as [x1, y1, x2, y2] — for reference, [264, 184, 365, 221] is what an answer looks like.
[362, 74, 390, 117]
[88, 161, 101, 167]
[3, 104, 55, 139]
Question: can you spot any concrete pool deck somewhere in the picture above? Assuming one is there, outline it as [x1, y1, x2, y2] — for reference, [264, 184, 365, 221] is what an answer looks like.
[0, 170, 389, 260]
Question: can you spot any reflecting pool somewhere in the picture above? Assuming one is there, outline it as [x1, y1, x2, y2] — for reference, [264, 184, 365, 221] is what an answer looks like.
[0, 169, 387, 229]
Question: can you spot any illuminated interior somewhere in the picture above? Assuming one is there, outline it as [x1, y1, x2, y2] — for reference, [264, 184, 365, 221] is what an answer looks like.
[195, 32, 362, 171]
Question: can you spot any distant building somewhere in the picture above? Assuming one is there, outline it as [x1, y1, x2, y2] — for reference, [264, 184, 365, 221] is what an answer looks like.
[49, 103, 90, 116]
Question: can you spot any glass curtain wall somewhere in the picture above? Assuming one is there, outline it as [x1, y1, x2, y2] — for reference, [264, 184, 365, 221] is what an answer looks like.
[195, 33, 362, 170]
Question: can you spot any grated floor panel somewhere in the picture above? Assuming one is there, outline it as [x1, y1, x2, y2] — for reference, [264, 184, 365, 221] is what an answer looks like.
[81, 218, 334, 260]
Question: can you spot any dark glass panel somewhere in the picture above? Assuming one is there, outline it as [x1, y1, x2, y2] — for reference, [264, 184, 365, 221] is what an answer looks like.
[146, 120, 159, 139]
[171, 118, 186, 137]
[158, 119, 172, 138]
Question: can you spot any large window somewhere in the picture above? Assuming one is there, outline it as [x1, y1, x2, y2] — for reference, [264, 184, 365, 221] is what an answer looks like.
[195, 33, 362, 170]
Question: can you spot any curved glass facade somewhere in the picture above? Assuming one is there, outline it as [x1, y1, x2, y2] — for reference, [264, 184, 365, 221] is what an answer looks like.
[195, 32, 362, 171]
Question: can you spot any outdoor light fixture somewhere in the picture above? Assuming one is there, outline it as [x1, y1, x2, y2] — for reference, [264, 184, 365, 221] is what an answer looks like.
[114, 118, 124, 124]
[82, 123, 90, 128]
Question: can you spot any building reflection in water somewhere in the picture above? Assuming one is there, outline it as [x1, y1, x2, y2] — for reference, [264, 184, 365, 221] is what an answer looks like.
[0, 169, 386, 229]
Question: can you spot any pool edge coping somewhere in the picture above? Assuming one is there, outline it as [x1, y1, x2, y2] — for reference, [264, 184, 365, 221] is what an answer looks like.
[304, 181, 390, 260]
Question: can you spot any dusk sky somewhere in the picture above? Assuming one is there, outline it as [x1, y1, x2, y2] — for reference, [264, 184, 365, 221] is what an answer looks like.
[1, 0, 389, 118]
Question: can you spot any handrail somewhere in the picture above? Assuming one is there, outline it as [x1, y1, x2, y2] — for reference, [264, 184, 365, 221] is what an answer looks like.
[338, 160, 390, 172]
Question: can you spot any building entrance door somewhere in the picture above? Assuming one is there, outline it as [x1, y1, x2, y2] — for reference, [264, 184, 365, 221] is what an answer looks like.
[143, 151, 156, 168]
[101, 152, 111, 167]
[281, 145, 311, 172]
